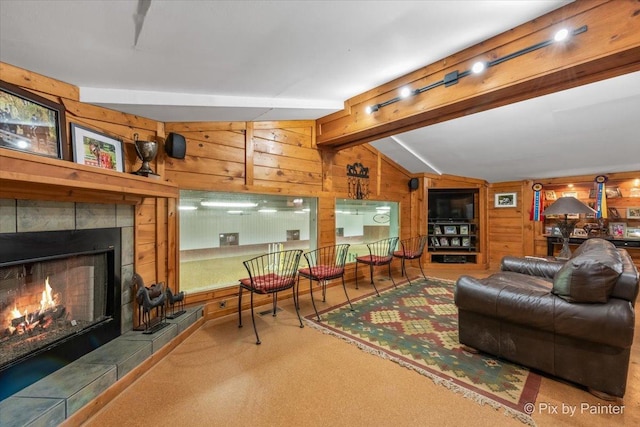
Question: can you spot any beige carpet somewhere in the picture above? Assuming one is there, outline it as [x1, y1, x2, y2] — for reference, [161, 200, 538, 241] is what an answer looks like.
[82, 269, 639, 427]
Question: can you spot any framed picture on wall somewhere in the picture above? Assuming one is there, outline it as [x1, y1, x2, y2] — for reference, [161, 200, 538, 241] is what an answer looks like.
[0, 80, 66, 159]
[545, 190, 557, 200]
[71, 123, 124, 172]
[495, 192, 517, 208]
[627, 207, 640, 219]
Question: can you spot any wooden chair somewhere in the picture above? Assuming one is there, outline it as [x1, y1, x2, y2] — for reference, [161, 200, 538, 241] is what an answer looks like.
[299, 244, 352, 321]
[238, 249, 303, 344]
[355, 237, 399, 296]
[393, 235, 428, 285]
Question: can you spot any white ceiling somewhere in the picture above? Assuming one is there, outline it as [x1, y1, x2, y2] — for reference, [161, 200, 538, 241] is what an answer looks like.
[1, 0, 638, 183]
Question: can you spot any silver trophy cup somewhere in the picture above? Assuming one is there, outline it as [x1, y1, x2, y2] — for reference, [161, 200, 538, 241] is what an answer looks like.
[133, 134, 158, 176]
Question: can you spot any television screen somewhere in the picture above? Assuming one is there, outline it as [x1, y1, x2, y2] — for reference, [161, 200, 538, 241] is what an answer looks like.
[428, 189, 476, 220]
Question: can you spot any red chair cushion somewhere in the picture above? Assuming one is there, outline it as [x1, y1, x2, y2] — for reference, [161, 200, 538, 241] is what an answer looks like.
[239, 273, 295, 294]
[356, 255, 392, 265]
[299, 265, 344, 280]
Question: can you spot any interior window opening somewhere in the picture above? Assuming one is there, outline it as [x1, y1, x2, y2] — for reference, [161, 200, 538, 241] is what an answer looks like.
[179, 190, 317, 292]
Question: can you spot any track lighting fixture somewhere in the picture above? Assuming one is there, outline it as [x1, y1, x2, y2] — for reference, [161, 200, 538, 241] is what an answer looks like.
[365, 26, 587, 114]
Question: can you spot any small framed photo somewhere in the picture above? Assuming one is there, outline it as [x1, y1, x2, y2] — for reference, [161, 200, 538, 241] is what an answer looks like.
[459, 225, 469, 235]
[451, 237, 460, 246]
[572, 228, 588, 238]
[431, 237, 440, 247]
[462, 237, 470, 247]
[609, 222, 626, 239]
[0, 80, 66, 159]
[545, 190, 557, 201]
[627, 207, 640, 219]
[495, 192, 517, 208]
[562, 191, 578, 198]
[71, 123, 124, 172]
[607, 207, 621, 219]
[439, 237, 449, 246]
[626, 227, 640, 239]
[444, 225, 457, 235]
[433, 225, 442, 235]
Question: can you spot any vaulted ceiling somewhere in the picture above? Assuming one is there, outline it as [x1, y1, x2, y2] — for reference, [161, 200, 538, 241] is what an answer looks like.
[1, 0, 638, 183]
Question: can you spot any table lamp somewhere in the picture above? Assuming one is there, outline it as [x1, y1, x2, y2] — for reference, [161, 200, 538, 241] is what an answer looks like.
[542, 196, 597, 259]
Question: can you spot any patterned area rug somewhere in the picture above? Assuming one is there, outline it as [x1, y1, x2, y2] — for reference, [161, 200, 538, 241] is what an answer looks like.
[305, 277, 540, 425]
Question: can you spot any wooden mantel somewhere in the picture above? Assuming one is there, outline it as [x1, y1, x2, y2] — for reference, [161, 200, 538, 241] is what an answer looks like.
[0, 149, 179, 204]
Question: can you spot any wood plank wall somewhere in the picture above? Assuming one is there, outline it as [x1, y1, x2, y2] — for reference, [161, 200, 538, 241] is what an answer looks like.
[1, 62, 174, 328]
[163, 120, 417, 315]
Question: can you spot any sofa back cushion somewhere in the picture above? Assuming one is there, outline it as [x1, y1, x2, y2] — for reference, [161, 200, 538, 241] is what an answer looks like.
[553, 245, 623, 303]
[571, 237, 616, 258]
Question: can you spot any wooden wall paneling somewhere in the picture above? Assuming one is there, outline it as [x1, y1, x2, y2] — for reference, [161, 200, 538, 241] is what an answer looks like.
[0, 61, 79, 100]
[245, 123, 254, 186]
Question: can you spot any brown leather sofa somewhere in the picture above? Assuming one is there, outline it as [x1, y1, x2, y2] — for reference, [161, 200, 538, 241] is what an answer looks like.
[455, 238, 639, 398]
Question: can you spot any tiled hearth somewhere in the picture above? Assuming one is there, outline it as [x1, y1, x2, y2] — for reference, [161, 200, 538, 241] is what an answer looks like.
[0, 306, 203, 426]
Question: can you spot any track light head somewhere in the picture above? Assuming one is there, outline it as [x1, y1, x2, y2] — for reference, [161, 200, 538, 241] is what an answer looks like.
[554, 28, 569, 42]
[366, 104, 380, 114]
[399, 87, 412, 99]
[471, 61, 486, 74]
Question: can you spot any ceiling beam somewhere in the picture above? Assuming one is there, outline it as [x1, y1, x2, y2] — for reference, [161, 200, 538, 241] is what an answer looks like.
[316, 0, 640, 150]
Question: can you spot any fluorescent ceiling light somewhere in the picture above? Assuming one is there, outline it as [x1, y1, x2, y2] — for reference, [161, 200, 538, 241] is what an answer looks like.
[258, 209, 277, 213]
[201, 201, 258, 208]
[294, 210, 306, 214]
[227, 210, 243, 214]
[376, 206, 391, 211]
[178, 205, 197, 211]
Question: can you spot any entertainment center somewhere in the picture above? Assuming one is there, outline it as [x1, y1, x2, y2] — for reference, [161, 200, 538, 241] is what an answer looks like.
[427, 189, 479, 264]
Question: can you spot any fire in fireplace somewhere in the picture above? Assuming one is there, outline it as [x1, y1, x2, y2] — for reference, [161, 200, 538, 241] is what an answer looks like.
[0, 228, 121, 400]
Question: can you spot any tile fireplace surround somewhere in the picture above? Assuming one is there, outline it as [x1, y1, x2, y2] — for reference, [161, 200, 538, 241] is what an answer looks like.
[0, 199, 135, 396]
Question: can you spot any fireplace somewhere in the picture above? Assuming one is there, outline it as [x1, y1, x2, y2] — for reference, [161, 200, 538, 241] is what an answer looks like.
[0, 228, 121, 400]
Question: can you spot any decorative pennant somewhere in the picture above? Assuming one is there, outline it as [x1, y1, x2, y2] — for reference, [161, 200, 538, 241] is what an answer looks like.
[530, 183, 544, 221]
[594, 175, 608, 219]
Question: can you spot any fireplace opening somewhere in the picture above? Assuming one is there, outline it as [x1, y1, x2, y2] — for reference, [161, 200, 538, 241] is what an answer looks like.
[0, 228, 121, 400]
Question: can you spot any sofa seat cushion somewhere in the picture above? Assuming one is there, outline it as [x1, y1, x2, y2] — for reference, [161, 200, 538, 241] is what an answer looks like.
[554, 297, 635, 348]
[552, 247, 623, 303]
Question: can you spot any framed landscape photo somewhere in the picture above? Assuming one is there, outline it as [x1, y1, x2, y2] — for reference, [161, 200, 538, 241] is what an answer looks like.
[459, 225, 469, 235]
[0, 80, 66, 159]
[627, 207, 640, 219]
[71, 123, 124, 172]
[495, 192, 517, 208]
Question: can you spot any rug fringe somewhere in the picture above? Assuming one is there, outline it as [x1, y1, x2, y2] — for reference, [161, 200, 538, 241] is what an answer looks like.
[304, 319, 537, 427]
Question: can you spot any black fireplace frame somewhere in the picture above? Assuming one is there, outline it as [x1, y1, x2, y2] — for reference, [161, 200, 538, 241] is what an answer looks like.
[0, 228, 122, 400]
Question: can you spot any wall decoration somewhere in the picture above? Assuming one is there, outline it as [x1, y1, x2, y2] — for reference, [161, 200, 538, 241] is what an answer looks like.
[346, 162, 370, 200]
[0, 81, 66, 159]
[495, 192, 517, 208]
[561, 191, 578, 198]
[626, 227, 640, 238]
[609, 222, 626, 239]
[544, 190, 556, 200]
[373, 214, 390, 224]
[71, 123, 124, 172]
[627, 207, 640, 219]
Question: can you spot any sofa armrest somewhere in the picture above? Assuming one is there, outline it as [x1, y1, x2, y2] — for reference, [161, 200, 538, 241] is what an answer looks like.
[500, 256, 564, 279]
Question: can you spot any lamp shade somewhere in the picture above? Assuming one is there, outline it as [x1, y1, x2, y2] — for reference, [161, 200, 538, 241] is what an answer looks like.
[542, 196, 596, 216]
